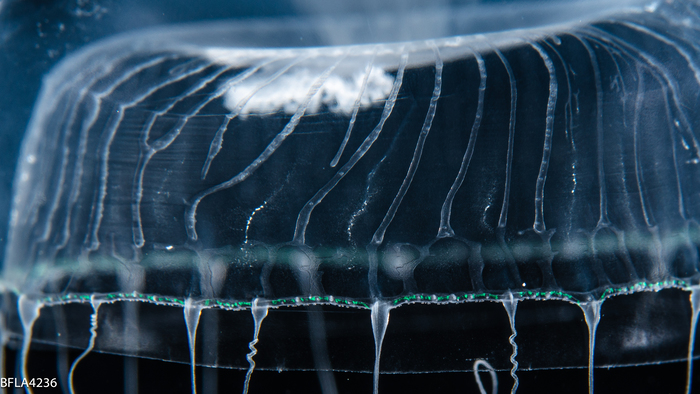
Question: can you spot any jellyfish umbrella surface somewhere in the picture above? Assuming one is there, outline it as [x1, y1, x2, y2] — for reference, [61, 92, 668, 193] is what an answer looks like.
[3, 0, 700, 393]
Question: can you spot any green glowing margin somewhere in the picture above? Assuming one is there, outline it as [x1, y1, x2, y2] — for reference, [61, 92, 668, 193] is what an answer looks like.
[8, 279, 689, 311]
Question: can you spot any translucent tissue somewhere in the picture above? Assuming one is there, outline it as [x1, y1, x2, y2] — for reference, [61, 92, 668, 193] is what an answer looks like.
[3, 0, 700, 393]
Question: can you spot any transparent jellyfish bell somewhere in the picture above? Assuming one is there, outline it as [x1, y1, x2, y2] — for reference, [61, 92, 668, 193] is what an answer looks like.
[3, 0, 700, 393]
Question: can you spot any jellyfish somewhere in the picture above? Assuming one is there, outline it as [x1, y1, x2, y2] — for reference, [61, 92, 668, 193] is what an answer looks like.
[2, 0, 700, 393]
